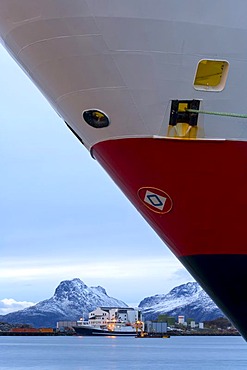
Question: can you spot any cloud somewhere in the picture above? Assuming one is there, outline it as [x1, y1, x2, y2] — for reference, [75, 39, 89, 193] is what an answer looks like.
[0, 256, 192, 304]
[0, 256, 185, 281]
[0, 298, 35, 315]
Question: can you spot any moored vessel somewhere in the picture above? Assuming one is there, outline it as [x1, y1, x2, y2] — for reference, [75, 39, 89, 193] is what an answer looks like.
[1, 1, 247, 340]
[73, 322, 138, 337]
[73, 307, 142, 336]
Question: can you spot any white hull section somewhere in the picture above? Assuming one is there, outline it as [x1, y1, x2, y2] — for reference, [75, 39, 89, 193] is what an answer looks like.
[1, 1, 247, 149]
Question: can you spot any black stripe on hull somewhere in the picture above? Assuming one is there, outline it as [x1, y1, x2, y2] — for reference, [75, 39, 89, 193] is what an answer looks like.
[73, 327, 136, 336]
[179, 255, 247, 340]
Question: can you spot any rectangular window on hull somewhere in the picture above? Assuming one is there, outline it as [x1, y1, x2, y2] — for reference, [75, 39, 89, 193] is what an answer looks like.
[193, 60, 229, 91]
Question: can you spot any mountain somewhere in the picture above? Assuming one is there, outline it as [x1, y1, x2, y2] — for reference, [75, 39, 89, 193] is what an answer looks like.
[0, 280, 224, 328]
[139, 282, 224, 322]
[0, 278, 127, 328]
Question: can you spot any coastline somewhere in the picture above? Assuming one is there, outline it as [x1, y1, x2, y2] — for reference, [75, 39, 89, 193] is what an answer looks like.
[0, 331, 240, 337]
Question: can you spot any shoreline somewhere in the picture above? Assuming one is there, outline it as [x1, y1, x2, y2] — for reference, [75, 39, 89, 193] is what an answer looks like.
[0, 331, 240, 337]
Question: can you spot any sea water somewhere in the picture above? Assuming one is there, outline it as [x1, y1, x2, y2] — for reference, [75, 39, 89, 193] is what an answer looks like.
[0, 336, 246, 369]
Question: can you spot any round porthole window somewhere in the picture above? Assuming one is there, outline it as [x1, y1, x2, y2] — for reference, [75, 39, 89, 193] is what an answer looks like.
[82, 110, 110, 128]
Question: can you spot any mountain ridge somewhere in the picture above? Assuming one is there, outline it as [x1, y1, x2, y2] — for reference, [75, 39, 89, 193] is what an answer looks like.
[0, 278, 127, 327]
[0, 279, 224, 327]
[139, 281, 224, 322]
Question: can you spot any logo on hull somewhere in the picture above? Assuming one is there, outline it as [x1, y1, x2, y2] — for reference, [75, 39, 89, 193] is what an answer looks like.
[138, 187, 173, 214]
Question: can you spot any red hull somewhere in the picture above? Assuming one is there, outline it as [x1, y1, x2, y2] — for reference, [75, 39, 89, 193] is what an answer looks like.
[93, 138, 247, 258]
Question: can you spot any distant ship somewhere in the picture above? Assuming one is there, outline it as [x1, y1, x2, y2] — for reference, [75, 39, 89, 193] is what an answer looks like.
[73, 307, 142, 336]
[1, 1, 247, 340]
[73, 323, 138, 337]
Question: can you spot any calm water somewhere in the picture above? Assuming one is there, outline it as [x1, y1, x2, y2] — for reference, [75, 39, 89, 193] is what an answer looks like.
[0, 336, 246, 369]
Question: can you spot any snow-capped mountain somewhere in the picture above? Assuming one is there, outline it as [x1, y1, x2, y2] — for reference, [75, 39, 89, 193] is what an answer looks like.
[0, 280, 224, 328]
[139, 282, 224, 322]
[0, 278, 127, 327]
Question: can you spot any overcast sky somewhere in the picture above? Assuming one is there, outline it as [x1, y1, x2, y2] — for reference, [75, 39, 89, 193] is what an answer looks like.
[0, 45, 193, 314]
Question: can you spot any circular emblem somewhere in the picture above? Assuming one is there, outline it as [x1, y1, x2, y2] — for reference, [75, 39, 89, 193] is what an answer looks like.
[138, 187, 173, 214]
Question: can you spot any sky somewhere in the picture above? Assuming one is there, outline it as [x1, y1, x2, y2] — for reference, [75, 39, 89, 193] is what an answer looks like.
[0, 44, 193, 315]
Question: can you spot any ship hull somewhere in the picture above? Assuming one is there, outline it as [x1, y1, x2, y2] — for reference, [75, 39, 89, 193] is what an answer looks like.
[73, 326, 136, 337]
[92, 137, 247, 257]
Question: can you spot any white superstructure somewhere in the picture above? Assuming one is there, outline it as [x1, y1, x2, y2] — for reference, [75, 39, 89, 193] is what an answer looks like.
[78, 306, 142, 327]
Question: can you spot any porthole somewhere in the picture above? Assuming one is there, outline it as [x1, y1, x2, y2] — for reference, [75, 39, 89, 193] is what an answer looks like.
[82, 109, 110, 128]
[193, 60, 229, 92]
